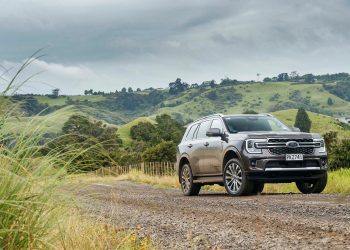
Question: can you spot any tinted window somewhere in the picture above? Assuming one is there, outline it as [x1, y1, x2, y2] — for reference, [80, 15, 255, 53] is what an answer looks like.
[196, 120, 212, 139]
[223, 116, 291, 133]
[185, 124, 199, 140]
[211, 119, 223, 131]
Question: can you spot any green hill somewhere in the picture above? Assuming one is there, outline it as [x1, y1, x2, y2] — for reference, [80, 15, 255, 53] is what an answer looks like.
[9, 81, 350, 138]
[115, 109, 350, 144]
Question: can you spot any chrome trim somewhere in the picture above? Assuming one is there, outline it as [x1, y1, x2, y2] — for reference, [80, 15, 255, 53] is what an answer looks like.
[265, 167, 321, 171]
[255, 141, 321, 149]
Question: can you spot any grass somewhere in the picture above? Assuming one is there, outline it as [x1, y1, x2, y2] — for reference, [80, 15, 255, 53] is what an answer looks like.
[273, 109, 350, 138]
[60, 211, 154, 250]
[88, 169, 350, 194]
[156, 82, 350, 121]
[35, 95, 106, 106]
[0, 56, 154, 249]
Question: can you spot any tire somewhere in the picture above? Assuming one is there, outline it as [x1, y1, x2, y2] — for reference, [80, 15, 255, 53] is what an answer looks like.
[296, 172, 328, 194]
[180, 164, 201, 196]
[251, 182, 264, 194]
[223, 159, 253, 196]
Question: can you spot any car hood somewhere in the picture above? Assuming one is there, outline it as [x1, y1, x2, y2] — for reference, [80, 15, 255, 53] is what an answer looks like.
[228, 131, 321, 140]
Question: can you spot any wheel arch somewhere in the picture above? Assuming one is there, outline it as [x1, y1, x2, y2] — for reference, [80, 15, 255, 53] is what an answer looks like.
[178, 156, 190, 181]
[222, 147, 243, 171]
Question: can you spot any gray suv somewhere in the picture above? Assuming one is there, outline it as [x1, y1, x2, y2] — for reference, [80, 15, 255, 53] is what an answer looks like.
[176, 114, 328, 196]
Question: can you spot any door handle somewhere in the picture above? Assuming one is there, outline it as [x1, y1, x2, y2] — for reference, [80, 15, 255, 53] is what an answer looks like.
[204, 142, 209, 147]
[187, 144, 193, 148]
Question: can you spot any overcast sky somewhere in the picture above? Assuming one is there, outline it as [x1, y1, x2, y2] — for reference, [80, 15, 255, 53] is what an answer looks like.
[1, 0, 350, 94]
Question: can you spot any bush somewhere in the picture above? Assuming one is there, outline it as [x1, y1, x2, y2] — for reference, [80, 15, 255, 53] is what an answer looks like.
[142, 141, 176, 162]
[328, 139, 350, 170]
[294, 108, 311, 132]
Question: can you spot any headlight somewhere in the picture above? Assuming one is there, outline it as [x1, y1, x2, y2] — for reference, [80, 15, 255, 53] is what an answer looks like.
[314, 139, 326, 153]
[245, 139, 267, 154]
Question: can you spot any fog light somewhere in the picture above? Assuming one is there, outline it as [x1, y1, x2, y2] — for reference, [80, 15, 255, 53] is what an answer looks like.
[250, 160, 257, 167]
[321, 158, 328, 169]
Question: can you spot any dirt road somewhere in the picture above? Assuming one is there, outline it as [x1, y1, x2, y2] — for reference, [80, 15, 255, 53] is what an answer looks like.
[77, 181, 350, 249]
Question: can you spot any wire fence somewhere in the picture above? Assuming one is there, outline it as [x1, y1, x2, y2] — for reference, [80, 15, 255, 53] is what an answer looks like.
[94, 162, 177, 177]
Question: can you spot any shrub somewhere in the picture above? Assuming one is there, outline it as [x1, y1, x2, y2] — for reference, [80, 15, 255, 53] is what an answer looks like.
[328, 139, 350, 170]
[294, 108, 311, 132]
[142, 141, 176, 162]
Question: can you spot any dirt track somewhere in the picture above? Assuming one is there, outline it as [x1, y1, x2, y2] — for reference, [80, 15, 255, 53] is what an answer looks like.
[76, 181, 350, 249]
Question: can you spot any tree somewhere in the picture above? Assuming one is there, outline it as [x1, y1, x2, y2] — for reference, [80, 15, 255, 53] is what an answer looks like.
[220, 77, 238, 85]
[303, 74, 315, 83]
[169, 78, 189, 95]
[277, 73, 289, 81]
[263, 77, 272, 82]
[142, 141, 177, 162]
[327, 97, 334, 105]
[290, 71, 300, 81]
[121, 87, 127, 93]
[136, 88, 141, 92]
[243, 109, 258, 114]
[52, 88, 60, 97]
[46, 115, 122, 172]
[294, 108, 312, 132]
[128, 87, 133, 93]
[84, 90, 88, 95]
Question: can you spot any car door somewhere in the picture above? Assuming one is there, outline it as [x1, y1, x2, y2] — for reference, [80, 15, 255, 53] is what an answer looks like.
[199, 119, 224, 175]
[189, 120, 212, 176]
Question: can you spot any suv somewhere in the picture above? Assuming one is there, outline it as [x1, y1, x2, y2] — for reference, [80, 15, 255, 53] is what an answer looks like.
[176, 114, 328, 196]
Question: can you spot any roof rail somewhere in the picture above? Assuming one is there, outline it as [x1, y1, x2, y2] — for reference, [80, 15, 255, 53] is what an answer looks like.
[193, 113, 224, 123]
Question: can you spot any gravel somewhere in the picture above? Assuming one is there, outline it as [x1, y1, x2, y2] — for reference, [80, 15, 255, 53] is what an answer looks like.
[76, 181, 350, 249]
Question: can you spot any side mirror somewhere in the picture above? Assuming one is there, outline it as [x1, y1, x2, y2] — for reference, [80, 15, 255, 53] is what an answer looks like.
[206, 128, 222, 137]
[291, 127, 301, 132]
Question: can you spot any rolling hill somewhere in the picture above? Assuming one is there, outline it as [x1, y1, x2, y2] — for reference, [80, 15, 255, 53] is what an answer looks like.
[8, 80, 350, 141]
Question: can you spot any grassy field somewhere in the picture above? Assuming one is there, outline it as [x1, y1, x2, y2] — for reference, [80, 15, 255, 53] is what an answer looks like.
[155, 82, 350, 121]
[89, 168, 350, 194]
[273, 109, 350, 138]
[35, 95, 106, 106]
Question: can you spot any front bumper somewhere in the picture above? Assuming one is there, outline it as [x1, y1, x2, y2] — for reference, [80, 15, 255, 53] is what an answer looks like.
[242, 154, 328, 183]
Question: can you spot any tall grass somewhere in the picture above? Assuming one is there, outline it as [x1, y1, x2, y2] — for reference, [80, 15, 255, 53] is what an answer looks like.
[0, 52, 70, 248]
[0, 53, 153, 249]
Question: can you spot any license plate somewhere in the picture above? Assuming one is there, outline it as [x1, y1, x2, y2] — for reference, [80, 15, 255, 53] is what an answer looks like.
[286, 154, 303, 161]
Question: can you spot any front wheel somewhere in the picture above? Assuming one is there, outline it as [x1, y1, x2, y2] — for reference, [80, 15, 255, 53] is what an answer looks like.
[296, 172, 328, 194]
[223, 159, 253, 196]
[180, 164, 201, 196]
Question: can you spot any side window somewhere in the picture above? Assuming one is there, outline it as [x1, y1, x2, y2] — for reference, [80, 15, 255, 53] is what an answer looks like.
[196, 120, 212, 139]
[211, 119, 223, 132]
[185, 124, 199, 141]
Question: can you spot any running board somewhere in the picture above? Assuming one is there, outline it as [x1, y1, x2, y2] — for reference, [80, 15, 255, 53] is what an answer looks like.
[193, 176, 223, 184]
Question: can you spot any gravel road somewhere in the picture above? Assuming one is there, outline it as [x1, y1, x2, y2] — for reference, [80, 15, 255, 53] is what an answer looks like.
[77, 181, 350, 249]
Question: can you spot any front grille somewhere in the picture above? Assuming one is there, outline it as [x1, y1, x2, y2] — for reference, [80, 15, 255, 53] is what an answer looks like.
[269, 147, 314, 155]
[268, 138, 313, 143]
[268, 138, 315, 155]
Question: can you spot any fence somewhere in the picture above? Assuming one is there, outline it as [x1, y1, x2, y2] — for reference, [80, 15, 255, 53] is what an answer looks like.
[94, 162, 177, 177]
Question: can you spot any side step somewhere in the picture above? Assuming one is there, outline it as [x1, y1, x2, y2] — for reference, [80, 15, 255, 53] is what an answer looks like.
[193, 176, 223, 184]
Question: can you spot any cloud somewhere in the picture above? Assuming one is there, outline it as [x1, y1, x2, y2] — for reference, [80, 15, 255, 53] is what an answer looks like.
[1, 0, 350, 93]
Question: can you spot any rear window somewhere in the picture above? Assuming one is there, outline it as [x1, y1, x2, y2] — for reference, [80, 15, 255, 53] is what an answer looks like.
[185, 124, 199, 141]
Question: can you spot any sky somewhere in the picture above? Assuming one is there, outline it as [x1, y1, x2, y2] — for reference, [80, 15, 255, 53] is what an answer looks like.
[1, 0, 350, 94]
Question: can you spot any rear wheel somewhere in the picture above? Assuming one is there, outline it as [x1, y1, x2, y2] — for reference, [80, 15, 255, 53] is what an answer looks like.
[296, 172, 327, 194]
[224, 159, 253, 196]
[180, 164, 201, 196]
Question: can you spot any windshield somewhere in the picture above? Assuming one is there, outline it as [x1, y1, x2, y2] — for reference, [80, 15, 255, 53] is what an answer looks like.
[223, 116, 291, 133]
